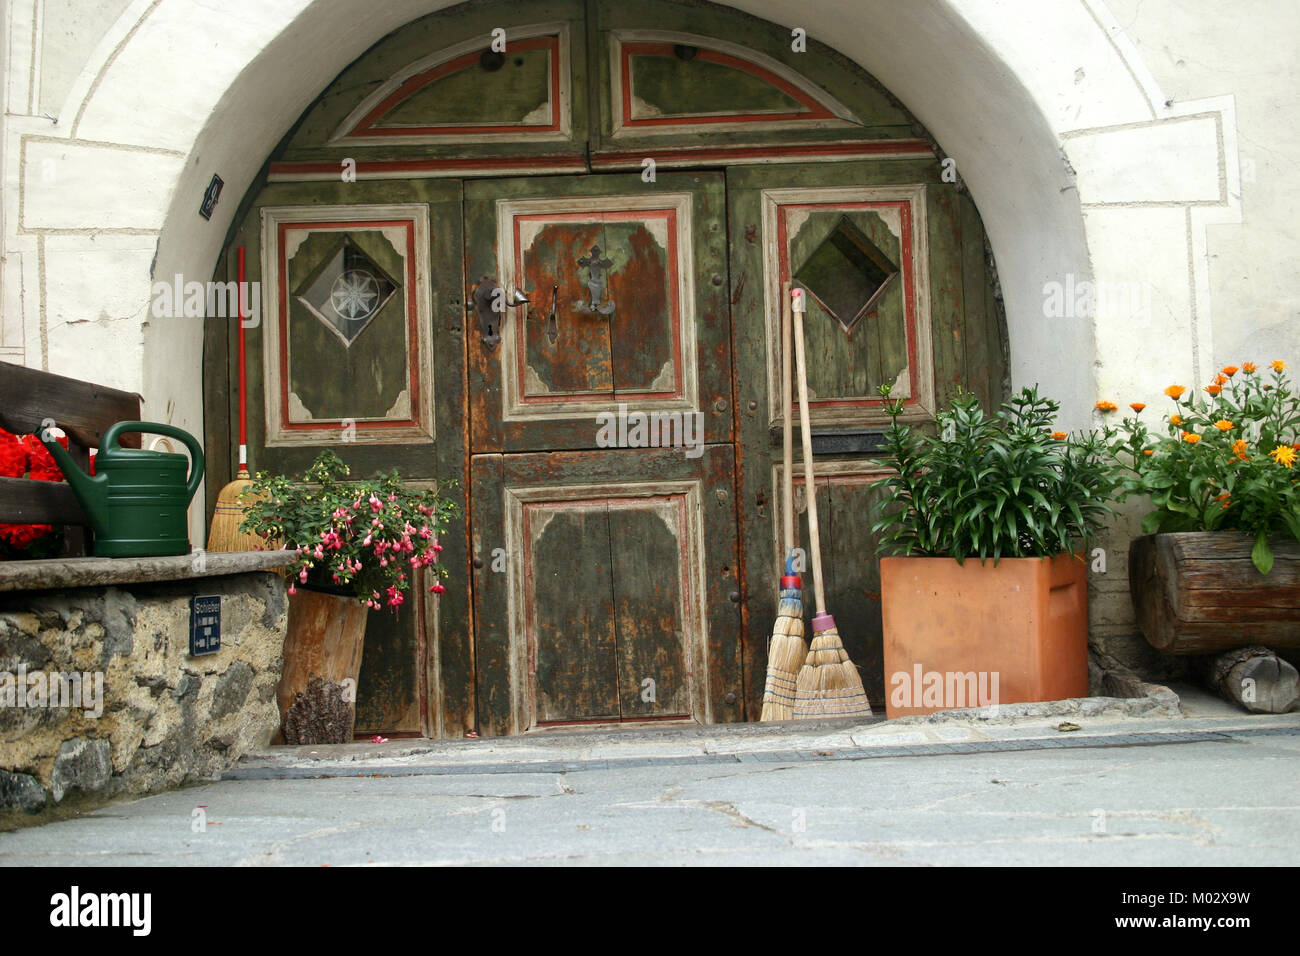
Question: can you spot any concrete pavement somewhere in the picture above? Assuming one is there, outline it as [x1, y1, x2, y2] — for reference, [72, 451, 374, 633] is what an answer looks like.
[2, 698, 1298, 865]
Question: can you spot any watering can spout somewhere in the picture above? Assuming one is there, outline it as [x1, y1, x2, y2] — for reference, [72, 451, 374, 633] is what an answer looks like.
[39, 427, 110, 535]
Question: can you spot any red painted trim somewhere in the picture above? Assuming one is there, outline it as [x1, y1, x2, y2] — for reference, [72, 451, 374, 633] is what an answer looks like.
[269, 155, 586, 179]
[509, 208, 684, 406]
[276, 219, 422, 433]
[236, 246, 247, 464]
[267, 141, 933, 182]
[593, 139, 934, 166]
[778, 199, 920, 412]
[349, 35, 561, 138]
[620, 41, 834, 127]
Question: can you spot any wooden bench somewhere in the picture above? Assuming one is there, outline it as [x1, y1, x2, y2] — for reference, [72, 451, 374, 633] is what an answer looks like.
[0, 359, 143, 556]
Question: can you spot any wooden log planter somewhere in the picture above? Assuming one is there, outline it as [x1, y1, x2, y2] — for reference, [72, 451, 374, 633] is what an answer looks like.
[276, 587, 368, 744]
[1129, 532, 1300, 654]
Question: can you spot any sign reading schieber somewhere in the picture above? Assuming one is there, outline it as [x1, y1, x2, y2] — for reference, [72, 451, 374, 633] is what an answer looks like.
[190, 595, 221, 655]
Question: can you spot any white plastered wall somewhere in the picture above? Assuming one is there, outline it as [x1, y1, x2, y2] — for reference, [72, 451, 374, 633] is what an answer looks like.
[1, 0, 1283, 664]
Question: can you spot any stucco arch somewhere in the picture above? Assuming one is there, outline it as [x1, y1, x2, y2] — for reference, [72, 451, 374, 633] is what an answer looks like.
[18, 0, 1239, 531]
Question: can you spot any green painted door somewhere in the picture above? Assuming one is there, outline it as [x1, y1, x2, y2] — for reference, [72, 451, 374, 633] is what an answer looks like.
[465, 171, 744, 734]
[727, 161, 1007, 713]
[207, 178, 471, 737]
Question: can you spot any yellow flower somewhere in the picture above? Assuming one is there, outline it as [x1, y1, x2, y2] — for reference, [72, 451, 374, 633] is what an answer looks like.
[1221, 366, 1239, 376]
[1271, 360, 1288, 373]
[1051, 431, 1068, 440]
[1232, 439, 1249, 460]
[1164, 385, 1186, 399]
[1243, 362, 1258, 373]
[1269, 444, 1296, 468]
[1169, 414, 1183, 426]
[1213, 420, 1234, 431]
[1130, 402, 1146, 412]
[1182, 432, 1202, 444]
[1095, 400, 1118, 413]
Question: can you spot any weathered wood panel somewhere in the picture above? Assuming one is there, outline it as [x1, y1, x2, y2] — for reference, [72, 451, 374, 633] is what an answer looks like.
[0, 360, 142, 449]
[609, 501, 692, 718]
[465, 171, 733, 454]
[0, 476, 86, 525]
[727, 160, 1007, 716]
[1130, 532, 1300, 653]
[531, 504, 621, 722]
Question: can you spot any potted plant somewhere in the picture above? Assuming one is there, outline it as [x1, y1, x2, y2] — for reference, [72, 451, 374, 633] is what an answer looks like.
[1105, 361, 1300, 654]
[871, 386, 1119, 717]
[239, 451, 457, 742]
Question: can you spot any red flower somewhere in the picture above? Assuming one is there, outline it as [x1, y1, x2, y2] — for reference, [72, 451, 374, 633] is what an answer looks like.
[0, 429, 27, 478]
[21, 433, 66, 481]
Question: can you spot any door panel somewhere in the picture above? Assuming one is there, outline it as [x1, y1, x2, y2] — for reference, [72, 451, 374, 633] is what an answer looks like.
[531, 504, 621, 723]
[728, 160, 1007, 714]
[465, 172, 732, 453]
[211, 179, 470, 737]
[470, 446, 740, 736]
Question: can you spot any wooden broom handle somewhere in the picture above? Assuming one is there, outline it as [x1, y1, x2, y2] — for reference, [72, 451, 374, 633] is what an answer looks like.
[792, 292, 826, 612]
[781, 282, 794, 563]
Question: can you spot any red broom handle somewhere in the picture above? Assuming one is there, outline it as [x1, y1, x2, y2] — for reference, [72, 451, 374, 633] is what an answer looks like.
[236, 246, 248, 474]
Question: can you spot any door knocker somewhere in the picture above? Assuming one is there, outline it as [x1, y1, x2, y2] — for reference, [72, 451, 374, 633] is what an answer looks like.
[577, 245, 615, 317]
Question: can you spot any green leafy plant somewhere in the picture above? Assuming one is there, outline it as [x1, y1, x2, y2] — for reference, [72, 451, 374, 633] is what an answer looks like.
[1103, 361, 1300, 573]
[870, 385, 1119, 562]
[239, 450, 458, 610]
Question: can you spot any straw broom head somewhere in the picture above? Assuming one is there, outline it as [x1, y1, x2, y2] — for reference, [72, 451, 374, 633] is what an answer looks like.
[793, 611, 873, 719]
[760, 571, 807, 721]
[207, 467, 281, 554]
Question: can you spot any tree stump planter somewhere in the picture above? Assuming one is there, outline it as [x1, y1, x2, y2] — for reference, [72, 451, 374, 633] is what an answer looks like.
[1129, 533, 1300, 654]
[276, 587, 368, 744]
[880, 552, 1089, 718]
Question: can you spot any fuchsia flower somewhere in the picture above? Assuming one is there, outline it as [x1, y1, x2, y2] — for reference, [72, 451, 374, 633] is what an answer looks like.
[369, 495, 382, 513]
[429, 582, 446, 595]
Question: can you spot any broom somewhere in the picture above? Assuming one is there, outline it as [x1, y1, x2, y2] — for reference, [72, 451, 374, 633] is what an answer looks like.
[790, 285, 872, 719]
[207, 246, 264, 552]
[760, 282, 806, 720]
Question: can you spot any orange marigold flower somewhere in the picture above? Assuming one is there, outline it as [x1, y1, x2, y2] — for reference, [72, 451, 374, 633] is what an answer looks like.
[1243, 362, 1258, 373]
[1164, 385, 1186, 399]
[1182, 432, 1202, 444]
[1169, 414, 1183, 426]
[1130, 402, 1146, 412]
[1269, 444, 1297, 468]
[1213, 420, 1234, 431]
[1205, 384, 1222, 396]
[1221, 365, 1239, 376]
[1271, 360, 1288, 373]
[1214, 492, 1231, 501]
[1232, 439, 1249, 460]
[1095, 400, 1118, 413]
[1142, 449, 1154, 456]
[1213, 372, 1229, 385]
[1051, 431, 1068, 440]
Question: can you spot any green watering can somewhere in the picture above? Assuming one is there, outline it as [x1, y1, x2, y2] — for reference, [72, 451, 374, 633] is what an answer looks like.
[42, 421, 205, 558]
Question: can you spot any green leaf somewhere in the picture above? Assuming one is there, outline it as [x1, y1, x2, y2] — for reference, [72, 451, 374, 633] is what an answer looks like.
[1252, 531, 1274, 575]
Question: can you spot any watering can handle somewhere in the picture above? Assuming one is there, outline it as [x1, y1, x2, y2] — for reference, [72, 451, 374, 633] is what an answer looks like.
[101, 421, 206, 505]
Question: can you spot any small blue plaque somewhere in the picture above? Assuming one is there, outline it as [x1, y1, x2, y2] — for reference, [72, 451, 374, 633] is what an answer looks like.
[190, 595, 221, 655]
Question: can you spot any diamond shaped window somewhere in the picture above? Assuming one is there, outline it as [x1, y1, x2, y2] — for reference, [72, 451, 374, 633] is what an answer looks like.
[295, 238, 399, 346]
[794, 216, 899, 334]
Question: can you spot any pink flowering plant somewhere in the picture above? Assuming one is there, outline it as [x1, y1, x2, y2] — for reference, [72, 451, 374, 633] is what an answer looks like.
[239, 450, 457, 610]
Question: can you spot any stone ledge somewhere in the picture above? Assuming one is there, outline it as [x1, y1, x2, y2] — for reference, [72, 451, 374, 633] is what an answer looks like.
[0, 550, 295, 592]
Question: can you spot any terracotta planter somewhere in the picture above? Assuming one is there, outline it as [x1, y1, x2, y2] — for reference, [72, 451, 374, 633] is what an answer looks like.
[276, 587, 368, 743]
[1129, 532, 1300, 654]
[880, 552, 1089, 718]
